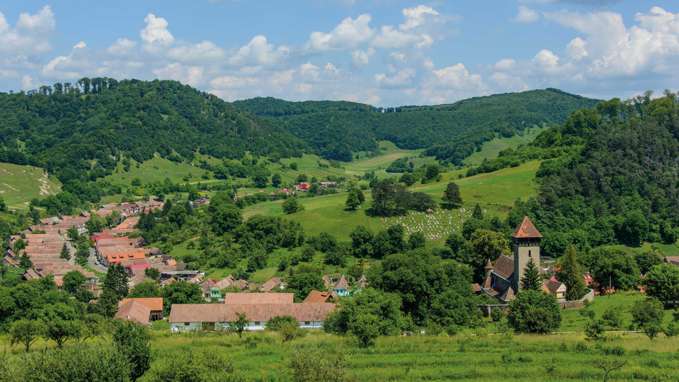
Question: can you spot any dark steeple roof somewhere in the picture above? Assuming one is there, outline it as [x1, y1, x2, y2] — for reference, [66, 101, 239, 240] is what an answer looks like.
[512, 216, 542, 239]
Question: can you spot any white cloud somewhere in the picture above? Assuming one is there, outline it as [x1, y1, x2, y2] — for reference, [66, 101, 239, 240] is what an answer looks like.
[299, 62, 320, 81]
[0, 6, 55, 55]
[17, 5, 55, 33]
[515, 6, 539, 23]
[432, 63, 484, 89]
[494, 58, 516, 71]
[567, 37, 588, 60]
[400, 5, 439, 31]
[375, 68, 415, 88]
[324, 63, 339, 76]
[107, 38, 137, 55]
[42, 41, 90, 80]
[533, 49, 560, 69]
[308, 14, 374, 51]
[140, 13, 174, 46]
[229, 35, 288, 66]
[168, 40, 225, 63]
[210, 75, 257, 89]
[152, 63, 203, 86]
[21, 74, 34, 90]
[351, 48, 373, 65]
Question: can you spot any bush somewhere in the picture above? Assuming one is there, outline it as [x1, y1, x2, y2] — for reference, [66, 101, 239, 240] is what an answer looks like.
[585, 319, 605, 341]
[290, 346, 347, 382]
[266, 315, 298, 331]
[11, 345, 130, 382]
[113, 320, 151, 381]
[601, 308, 623, 329]
[141, 349, 243, 382]
[507, 290, 561, 334]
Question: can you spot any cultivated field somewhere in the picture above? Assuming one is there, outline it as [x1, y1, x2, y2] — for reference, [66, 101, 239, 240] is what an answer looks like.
[0, 162, 61, 209]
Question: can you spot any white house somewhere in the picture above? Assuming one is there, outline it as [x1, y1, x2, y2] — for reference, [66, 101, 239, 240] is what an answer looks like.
[169, 303, 336, 333]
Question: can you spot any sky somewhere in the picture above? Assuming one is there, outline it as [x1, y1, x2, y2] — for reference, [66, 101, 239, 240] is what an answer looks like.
[0, 0, 677, 106]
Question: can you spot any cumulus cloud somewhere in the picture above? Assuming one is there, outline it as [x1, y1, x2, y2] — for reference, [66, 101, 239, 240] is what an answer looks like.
[42, 41, 90, 80]
[152, 63, 203, 86]
[400, 5, 439, 30]
[140, 13, 174, 46]
[308, 14, 374, 51]
[351, 48, 373, 65]
[229, 35, 288, 66]
[375, 68, 415, 88]
[167, 40, 225, 63]
[107, 38, 136, 55]
[0, 6, 55, 54]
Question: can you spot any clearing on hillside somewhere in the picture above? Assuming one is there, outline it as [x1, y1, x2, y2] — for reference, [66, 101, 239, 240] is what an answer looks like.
[0, 162, 61, 209]
[243, 161, 540, 242]
[463, 126, 548, 166]
[105, 155, 211, 187]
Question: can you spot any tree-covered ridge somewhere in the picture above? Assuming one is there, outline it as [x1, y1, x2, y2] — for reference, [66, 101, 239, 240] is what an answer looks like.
[234, 88, 599, 163]
[0, 79, 305, 185]
[510, 93, 679, 256]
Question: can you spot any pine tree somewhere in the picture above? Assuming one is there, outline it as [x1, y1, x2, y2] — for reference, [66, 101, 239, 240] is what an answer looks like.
[59, 243, 70, 260]
[442, 182, 463, 209]
[472, 203, 484, 219]
[557, 245, 586, 301]
[104, 264, 129, 300]
[521, 259, 542, 291]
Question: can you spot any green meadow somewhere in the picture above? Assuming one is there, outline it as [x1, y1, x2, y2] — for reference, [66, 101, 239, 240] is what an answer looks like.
[243, 161, 540, 242]
[463, 126, 548, 166]
[105, 155, 211, 187]
[0, 162, 61, 209]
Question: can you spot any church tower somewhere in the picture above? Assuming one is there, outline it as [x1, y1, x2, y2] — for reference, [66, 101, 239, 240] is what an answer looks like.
[512, 216, 542, 292]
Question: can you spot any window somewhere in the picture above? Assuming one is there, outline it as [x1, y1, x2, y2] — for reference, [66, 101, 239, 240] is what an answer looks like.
[304, 321, 311, 325]
[528, 250, 532, 257]
[254, 321, 261, 325]
[184, 322, 190, 326]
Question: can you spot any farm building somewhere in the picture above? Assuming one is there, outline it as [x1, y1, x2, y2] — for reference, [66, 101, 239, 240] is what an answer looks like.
[169, 303, 335, 332]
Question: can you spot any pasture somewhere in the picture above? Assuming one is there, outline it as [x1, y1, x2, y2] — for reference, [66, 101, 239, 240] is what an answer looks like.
[463, 126, 548, 166]
[0, 162, 61, 209]
[243, 161, 540, 242]
[105, 155, 211, 187]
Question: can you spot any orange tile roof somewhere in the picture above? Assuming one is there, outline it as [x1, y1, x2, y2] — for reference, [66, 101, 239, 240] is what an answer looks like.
[512, 216, 543, 239]
[119, 297, 163, 312]
[303, 290, 336, 303]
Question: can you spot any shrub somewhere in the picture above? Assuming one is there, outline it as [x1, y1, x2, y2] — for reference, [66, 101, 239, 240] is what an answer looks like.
[585, 319, 605, 341]
[113, 320, 151, 381]
[12, 345, 130, 382]
[507, 290, 561, 333]
[290, 346, 347, 382]
[266, 316, 298, 331]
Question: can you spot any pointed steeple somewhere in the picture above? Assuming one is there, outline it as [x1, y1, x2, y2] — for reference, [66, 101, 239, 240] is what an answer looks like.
[512, 216, 543, 239]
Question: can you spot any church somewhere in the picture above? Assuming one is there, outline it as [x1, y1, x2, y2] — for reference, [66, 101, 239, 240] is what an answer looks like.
[477, 216, 545, 303]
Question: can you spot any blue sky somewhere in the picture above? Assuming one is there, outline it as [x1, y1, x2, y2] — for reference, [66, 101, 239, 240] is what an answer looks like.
[0, 0, 677, 105]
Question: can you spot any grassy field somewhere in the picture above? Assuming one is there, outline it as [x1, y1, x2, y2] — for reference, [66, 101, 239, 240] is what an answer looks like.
[463, 126, 548, 166]
[105, 155, 211, 187]
[243, 161, 539, 242]
[0, 162, 61, 209]
[4, 314, 678, 382]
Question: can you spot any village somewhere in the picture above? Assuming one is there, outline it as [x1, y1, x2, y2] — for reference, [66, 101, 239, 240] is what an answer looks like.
[7, 194, 675, 335]
[2, 197, 373, 330]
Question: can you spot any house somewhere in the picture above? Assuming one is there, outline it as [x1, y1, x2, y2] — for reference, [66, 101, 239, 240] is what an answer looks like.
[100, 247, 146, 266]
[295, 182, 310, 192]
[118, 297, 164, 321]
[303, 290, 338, 303]
[259, 277, 285, 292]
[477, 216, 543, 303]
[665, 256, 679, 267]
[169, 303, 336, 332]
[115, 300, 152, 325]
[223, 292, 294, 305]
[542, 277, 567, 300]
[333, 275, 350, 297]
[319, 181, 337, 188]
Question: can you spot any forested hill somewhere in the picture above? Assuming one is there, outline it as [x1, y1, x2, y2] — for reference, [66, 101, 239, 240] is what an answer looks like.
[509, 93, 679, 256]
[0, 79, 304, 185]
[234, 89, 599, 163]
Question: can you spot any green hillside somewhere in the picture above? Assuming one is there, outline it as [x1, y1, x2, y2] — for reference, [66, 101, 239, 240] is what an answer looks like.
[243, 161, 539, 242]
[463, 126, 548, 166]
[0, 162, 60, 209]
[235, 89, 599, 164]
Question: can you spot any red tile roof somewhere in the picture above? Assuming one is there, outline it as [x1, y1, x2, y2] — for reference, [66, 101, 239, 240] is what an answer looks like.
[119, 297, 163, 312]
[512, 216, 543, 239]
[303, 290, 336, 303]
[115, 300, 151, 325]
[169, 303, 335, 323]
[223, 293, 294, 305]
